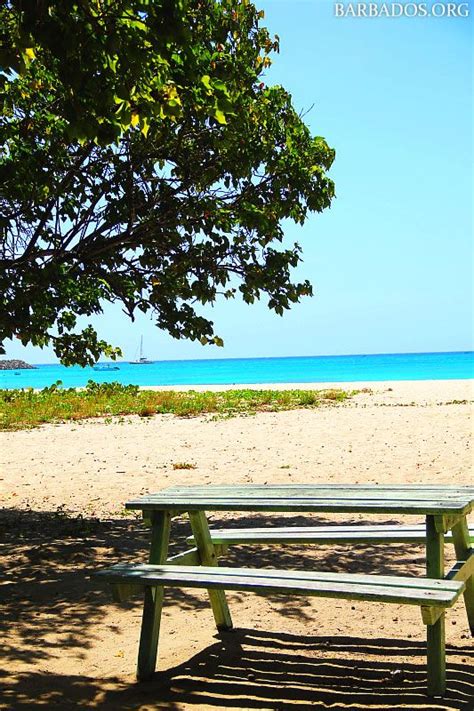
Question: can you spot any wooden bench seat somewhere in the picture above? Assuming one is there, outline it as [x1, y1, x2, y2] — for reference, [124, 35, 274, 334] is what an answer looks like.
[186, 523, 474, 547]
[95, 562, 463, 615]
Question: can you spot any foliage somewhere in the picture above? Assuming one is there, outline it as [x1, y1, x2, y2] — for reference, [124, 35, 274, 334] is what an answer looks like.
[0, 380, 354, 429]
[0, 1, 335, 365]
[1, 0, 230, 141]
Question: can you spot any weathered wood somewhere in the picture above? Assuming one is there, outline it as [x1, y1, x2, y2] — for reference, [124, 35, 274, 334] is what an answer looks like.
[426, 515, 446, 697]
[450, 518, 474, 634]
[214, 544, 228, 557]
[110, 582, 143, 602]
[132, 492, 473, 502]
[126, 485, 474, 516]
[162, 484, 474, 494]
[166, 548, 201, 566]
[187, 524, 474, 546]
[434, 514, 464, 534]
[128, 498, 472, 515]
[143, 510, 182, 525]
[136, 511, 171, 681]
[132, 484, 474, 496]
[188, 510, 233, 630]
[421, 606, 445, 626]
[427, 612, 445, 696]
[94, 563, 464, 607]
[109, 519, 197, 603]
[446, 554, 474, 584]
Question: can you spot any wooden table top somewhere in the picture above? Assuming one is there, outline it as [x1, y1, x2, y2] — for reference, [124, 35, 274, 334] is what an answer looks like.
[125, 484, 474, 516]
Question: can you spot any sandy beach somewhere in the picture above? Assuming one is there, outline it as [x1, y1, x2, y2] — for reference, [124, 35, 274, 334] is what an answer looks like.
[1, 379, 473, 709]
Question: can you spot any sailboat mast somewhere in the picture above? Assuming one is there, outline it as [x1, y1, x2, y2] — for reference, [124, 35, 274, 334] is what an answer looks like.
[131, 335, 150, 364]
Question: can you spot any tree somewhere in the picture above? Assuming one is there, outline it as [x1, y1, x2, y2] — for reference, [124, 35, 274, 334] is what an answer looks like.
[0, 0, 335, 365]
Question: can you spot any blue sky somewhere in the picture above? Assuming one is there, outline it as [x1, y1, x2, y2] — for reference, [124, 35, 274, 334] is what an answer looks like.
[7, 0, 473, 363]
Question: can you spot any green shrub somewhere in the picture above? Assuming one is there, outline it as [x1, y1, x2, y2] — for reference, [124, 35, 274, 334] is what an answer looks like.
[0, 384, 355, 430]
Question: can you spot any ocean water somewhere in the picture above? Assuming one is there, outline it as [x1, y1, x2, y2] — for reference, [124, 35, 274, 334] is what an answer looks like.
[0, 351, 472, 390]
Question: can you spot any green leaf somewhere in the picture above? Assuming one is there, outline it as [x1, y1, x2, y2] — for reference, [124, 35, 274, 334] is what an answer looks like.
[201, 75, 212, 91]
[141, 117, 150, 138]
[214, 109, 227, 125]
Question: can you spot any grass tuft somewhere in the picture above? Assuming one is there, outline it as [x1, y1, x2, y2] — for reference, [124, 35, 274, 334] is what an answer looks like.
[0, 380, 358, 430]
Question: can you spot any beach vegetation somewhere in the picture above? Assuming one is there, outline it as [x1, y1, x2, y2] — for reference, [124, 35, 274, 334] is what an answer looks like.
[0, 0, 335, 366]
[0, 381, 355, 430]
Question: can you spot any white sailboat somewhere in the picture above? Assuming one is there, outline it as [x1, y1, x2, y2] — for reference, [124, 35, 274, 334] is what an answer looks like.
[130, 336, 152, 364]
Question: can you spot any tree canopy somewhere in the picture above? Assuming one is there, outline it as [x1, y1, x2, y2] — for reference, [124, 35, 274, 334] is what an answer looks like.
[0, 0, 335, 365]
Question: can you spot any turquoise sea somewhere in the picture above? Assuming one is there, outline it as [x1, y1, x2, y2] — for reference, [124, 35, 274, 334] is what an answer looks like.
[0, 351, 472, 390]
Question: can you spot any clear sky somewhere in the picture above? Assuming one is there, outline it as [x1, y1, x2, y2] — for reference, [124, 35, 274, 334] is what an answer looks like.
[6, 0, 473, 363]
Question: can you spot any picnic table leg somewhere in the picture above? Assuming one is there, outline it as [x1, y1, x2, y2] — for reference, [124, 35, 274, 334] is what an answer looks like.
[137, 510, 171, 680]
[426, 515, 446, 697]
[188, 510, 233, 630]
[451, 516, 474, 635]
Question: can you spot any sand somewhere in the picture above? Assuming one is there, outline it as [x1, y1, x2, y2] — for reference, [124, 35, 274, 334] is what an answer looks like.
[1, 379, 473, 709]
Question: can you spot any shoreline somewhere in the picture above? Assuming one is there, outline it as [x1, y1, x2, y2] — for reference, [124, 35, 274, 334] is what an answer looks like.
[139, 377, 474, 389]
[2, 378, 472, 398]
[139, 378, 474, 399]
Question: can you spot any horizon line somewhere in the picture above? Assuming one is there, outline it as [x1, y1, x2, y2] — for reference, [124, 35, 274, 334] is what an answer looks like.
[3, 349, 473, 367]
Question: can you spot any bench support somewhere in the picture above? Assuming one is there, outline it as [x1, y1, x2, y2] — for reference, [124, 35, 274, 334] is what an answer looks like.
[451, 518, 474, 635]
[426, 515, 445, 697]
[421, 606, 444, 626]
[137, 511, 171, 681]
[110, 549, 201, 603]
[188, 511, 233, 630]
[434, 514, 463, 534]
[111, 582, 142, 602]
[167, 548, 201, 566]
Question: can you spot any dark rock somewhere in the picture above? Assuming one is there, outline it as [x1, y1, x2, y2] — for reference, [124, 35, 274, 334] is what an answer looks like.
[0, 359, 37, 370]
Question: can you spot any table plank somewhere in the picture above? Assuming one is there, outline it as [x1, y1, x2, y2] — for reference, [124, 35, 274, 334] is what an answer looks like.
[190, 523, 474, 545]
[163, 485, 473, 492]
[126, 484, 474, 515]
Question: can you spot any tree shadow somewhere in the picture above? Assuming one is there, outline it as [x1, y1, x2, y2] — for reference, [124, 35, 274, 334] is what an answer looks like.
[1, 508, 470, 709]
[0, 506, 197, 666]
[2, 630, 472, 709]
[153, 628, 474, 710]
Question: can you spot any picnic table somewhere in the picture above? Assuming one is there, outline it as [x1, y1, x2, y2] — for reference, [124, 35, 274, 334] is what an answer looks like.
[95, 484, 474, 697]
